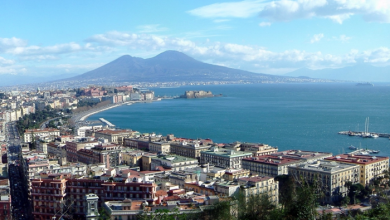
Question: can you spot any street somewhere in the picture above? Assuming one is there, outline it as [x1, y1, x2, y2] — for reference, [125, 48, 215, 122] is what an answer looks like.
[6, 122, 32, 220]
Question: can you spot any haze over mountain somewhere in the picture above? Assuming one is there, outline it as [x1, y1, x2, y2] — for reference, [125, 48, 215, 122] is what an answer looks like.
[285, 64, 390, 82]
[66, 50, 288, 83]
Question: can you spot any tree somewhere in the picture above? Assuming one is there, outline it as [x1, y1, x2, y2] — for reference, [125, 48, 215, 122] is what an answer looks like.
[98, 208, 110, 220]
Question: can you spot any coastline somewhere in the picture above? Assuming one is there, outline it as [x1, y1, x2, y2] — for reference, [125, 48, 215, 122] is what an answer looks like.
[70, 100, 160, 125]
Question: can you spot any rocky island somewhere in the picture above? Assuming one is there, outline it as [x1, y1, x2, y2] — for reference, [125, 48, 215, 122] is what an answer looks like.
[179, 90, 222, 99]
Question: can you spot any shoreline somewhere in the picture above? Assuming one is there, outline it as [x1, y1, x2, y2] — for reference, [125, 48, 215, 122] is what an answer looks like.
[71, 100, 161, 125]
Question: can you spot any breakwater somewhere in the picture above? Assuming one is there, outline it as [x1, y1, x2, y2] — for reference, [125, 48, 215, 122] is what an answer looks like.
[99, 118, 115, 127]
[338, 131, 390, 138]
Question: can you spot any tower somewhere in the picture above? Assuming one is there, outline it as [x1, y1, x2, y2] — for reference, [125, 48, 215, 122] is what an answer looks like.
[85, 194, 100, 220]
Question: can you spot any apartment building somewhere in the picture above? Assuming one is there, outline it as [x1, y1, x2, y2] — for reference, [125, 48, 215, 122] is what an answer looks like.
[151, 154, 198, 172]
[325, 154, 389, 186]
[242, 155, 301, 177]
[272, 150, 333, 162]
[149, 141, 171, 154]
[31, 174, 69, 220]
[288, 160, 360, 203]
[24, 128, 60, 143]
[223, 168, 250, 181]
[240, 143, 279, 156]
[200, 148, 252, 169]
[94, 129, 133, 144]
[65, 139, 99, 162]
[0, 179, 11, 220]
[238, 176, 279, 204]
[121, 149, 156, 170]
[170, 141, 212, 161]
[31, 174, 157, 219]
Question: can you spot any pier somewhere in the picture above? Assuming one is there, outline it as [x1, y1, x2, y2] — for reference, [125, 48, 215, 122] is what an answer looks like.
[99, 118, 115, 127]
[338, 131, 390, 138]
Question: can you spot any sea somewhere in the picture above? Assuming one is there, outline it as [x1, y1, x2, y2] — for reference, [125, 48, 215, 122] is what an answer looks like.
[87, 83, 390, 156]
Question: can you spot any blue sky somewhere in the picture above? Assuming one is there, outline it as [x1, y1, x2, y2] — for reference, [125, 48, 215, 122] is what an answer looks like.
[0, 0, 389, 78]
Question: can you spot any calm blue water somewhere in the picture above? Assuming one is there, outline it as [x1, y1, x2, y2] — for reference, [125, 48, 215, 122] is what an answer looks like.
[88, 83, 390, 156]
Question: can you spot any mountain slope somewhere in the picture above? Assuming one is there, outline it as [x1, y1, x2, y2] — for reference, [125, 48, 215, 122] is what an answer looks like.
[69, 50, 285, 82]
[285, 64, 390, 82]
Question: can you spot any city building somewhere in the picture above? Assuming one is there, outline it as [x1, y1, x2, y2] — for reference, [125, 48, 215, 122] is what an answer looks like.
[325, 154, 389, 186]
[239, 143, 279, 156]
[149, 141, 170, 154]
[223, 168, 250, 181]
[170, 141, 212, 161]
[151, 154, 198, 172]
[23, 128, 60, 143]
[94, 130, 133, 144]
[238, 176, 279, 204]
[242, 155, 301, 177]
[200, 148, 252, 169]
[288, 160, 360, 203]
[0, 179, 11, 220]
[31, 174, 157, 219]
[272, 150, 333, 162]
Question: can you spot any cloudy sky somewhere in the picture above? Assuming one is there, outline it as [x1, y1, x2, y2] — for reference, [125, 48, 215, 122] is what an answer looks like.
[1, 0, 390, 78]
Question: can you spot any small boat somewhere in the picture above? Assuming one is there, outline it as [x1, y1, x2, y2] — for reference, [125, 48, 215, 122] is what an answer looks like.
[349, 145, 357, 150]
[357, 151, 370, 155]
[372, 150, 380, 154]
[371, 134, 379, 138]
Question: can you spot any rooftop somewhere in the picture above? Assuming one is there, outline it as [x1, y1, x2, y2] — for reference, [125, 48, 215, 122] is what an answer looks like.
[153, 154, 197, 163]
[202, 148, 252, 158]
[242, 155, 301, 166]
[325, 154, 389, 165]
[290, 160, 359, 173]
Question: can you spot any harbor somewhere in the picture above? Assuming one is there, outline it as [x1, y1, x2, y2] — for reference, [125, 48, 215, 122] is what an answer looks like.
[338, 131, 390, 139]
[347, 145, 380, 155]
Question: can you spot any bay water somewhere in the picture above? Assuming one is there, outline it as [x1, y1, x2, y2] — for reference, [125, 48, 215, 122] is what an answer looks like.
[87, 83, 390, 156]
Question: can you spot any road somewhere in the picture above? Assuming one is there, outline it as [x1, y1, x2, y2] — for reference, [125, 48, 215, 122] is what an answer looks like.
[6, 122, 32, 220]
[40, 116, 62, 129]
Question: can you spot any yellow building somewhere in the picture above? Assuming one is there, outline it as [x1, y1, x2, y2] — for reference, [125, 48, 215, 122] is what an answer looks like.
[238, 176, 279, 204]
[223, 168, 250, 181]
[325, 154, 389, 186]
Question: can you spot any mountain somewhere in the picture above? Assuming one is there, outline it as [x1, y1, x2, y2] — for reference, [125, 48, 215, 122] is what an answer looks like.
[66, 50, 294, 83]
[285, 64, 390, 82]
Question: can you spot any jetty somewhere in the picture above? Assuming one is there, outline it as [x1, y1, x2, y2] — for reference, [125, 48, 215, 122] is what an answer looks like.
[99, 118, 115, 127]
[338, 131, 390, 138]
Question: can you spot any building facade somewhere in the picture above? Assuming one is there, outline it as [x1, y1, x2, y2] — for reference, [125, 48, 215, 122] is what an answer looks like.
[325, 154, 389, 186]
[200, 148, 252, 169]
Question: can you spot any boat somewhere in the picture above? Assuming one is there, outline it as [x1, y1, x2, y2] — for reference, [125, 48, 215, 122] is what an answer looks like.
[362, 117, 372, 138]
[357, 151, 370, 155]
[356, 82, 374, 86]
[371, 134, 379, 138]
[349, 145, 357, 150]
[372, 150, 380, 154]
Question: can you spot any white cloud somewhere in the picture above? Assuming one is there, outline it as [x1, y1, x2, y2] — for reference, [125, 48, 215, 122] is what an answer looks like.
[0, 57, 14, 66]
[259, 22, 271, 26]
[137, 24, 168, 33]
[0, 37, 27, 52]
[2, 31, 390, 76]
[339, 34, 351, 42]
[310, 33, 324, 43]
[187, 0, 267, 18]
[362, 47, 390, 63]
[86, 31, 390, 74]
[189, 0, 390, 24]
